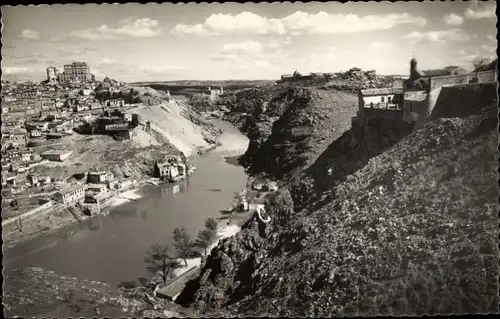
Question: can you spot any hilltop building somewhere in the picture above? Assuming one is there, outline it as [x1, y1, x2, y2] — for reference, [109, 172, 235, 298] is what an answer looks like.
[207, 87, 223, 102]
[57, 62, 95, 83]
[46, 66, 59, 85]
[402, 57, 497, 127]
[354, 57, 498, 129]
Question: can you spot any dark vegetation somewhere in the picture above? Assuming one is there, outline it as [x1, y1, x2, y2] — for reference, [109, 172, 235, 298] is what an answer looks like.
[177, 82, 499, 316]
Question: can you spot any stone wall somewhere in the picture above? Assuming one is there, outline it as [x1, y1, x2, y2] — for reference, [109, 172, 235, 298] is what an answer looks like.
[429, 70, 496, 90]
[428, 82, 498, 121]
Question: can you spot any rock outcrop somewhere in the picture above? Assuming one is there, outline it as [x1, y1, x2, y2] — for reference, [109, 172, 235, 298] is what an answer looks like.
[225, 86, 359, 180]
[3, 267, 195, 318]
[179, 87, 499, 316]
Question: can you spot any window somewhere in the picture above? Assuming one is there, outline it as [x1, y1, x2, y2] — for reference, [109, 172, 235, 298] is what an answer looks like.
[381, 96, 385, 102]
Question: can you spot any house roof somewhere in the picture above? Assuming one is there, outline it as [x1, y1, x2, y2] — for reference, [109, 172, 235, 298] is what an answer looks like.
[421, 69, 452, 77]
[404, 91, 428, 102]
[58, 183, 85, 194]
[360, 87, 403, 96]
[89, 171, 108, 175]
[42, 149, 71, 155]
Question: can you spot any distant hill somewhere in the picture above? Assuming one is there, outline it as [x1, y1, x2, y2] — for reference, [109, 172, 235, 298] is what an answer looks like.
[130, 80, 276, 87]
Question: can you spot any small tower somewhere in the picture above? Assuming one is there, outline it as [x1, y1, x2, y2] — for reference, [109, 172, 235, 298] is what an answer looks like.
[410, 57, 420, 80]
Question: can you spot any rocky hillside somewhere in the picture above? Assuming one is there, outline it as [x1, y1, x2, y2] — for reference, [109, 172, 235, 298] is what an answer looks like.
[3, 267, 198, 318]
[177, 87, 499, 316]
[224, 86, 358, 180]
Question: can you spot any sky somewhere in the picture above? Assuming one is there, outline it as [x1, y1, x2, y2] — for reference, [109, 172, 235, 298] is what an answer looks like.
[1, 1, 497, 82]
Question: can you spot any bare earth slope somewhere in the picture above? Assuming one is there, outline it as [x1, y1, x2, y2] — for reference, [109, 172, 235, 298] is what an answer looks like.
[3, 267, 196, 318]
[128, 99, 221, 157]
[177, 96, 499, 316]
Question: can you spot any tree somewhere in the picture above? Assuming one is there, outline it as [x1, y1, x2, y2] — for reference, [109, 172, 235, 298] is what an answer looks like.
[172, 227, 194, 266]
[131, 114, 139, 127]
[196, 228, 216, 256]
[144, 243, 181, 285]
[292, 70, 302, 80]
[204, 217, 218, 232]
[472, 56, 492, 72]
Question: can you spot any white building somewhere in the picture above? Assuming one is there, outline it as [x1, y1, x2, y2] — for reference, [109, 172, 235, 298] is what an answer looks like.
[40, 150, 72, 162]
[53, 184, 85, 204]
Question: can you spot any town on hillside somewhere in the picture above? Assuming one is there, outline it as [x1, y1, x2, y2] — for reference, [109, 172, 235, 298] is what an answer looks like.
[1, 62, 210, 227]
[2, 2, 498, 318]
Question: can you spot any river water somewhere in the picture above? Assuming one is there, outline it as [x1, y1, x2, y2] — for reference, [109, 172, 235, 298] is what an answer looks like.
[3, 119, 249, 287]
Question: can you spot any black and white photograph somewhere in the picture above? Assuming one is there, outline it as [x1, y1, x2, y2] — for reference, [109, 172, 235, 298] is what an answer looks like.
[1, 1, 498, 317]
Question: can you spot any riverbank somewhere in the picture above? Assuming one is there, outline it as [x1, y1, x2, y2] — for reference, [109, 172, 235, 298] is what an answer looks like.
[2, 182, 148, 249]
[3, 117, 248, 248]
[155, 210, 254, 301]
[2, 137, 227, 251]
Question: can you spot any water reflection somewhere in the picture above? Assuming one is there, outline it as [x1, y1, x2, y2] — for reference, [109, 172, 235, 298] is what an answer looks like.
[112, 208, 138, 218]
[160, 180, 189, 197]
[4, 133, 249, 287]
[88, 219, 102, 231]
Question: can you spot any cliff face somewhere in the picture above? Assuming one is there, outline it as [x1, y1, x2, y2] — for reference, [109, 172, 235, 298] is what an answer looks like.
[226, 86, 359, 180]
[179, 89, 499, 316]
[3, 267, 196, 318]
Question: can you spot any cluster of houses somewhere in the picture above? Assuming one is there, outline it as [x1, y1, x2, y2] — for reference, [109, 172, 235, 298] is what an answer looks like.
[277, 68, 386, 88]
[155, 155, 191, 182]
[76, 108, 141, 140]
[277, 71, 335, 85]
[203, 86, 224, 103]
[51, 170, 136, 206]
[354, 57, 498, 128]
[1, 63, 143, 215]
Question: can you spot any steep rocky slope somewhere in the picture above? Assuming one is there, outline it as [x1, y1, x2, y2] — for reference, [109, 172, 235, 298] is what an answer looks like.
[224, 86, 358, 180]
[3, 267, 198, 318]
[177, 90, 499, 316]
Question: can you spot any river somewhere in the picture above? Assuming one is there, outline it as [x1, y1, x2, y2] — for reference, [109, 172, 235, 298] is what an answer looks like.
[3, 119, 249, 287]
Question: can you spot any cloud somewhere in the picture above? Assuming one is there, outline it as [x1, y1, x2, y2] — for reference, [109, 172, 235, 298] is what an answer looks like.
[487, 34, 497, 42]
[481, 44, 497, 54]
[138, 65, 186, 74]
[465, 1, 496, 19]
[2, 66, 38, 75]
[20, 29, 40, 40]
[71, 18, 162, 40]
[211, 40, 286, 62]
[220, 40, 279, 55]
[367, 41, 397, 51]
[171, 11, 427, 36]
[326, 47, 339, 58]
[443, 13, 464, 26]
[403, 28, 471, 43]
[210, 40, 287, 74]
[97, 58, 116, 65]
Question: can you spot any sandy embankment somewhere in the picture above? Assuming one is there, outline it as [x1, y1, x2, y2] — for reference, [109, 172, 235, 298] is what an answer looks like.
[108, 187, 144, 207]
[128, 100, 210, 157]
